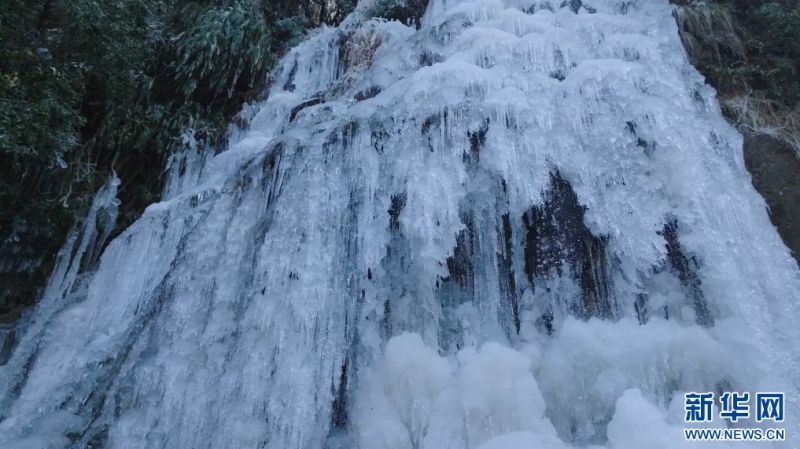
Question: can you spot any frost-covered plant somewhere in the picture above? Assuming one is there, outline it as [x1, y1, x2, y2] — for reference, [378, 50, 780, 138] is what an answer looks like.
[753, 2, 800, 52]
[673, 1, 744, 64]
[0, 0, 322, 322]
[723, 94, 800, 155]
[672, 0, 800, 156]
[368, 0, 430, 27]
[173, 1, 274, 104]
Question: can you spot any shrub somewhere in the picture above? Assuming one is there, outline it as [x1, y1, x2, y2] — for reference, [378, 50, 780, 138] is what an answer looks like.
[0, 0, 355, 322]
[368, 0, 430, 28]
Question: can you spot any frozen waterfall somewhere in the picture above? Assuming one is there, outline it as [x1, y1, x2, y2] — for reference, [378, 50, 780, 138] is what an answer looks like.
[1, 0, 799, 448]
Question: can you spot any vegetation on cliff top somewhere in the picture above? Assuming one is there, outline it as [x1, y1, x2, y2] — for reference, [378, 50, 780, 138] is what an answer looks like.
[674, 0, 799, 151]
[0, 0, 353, 322]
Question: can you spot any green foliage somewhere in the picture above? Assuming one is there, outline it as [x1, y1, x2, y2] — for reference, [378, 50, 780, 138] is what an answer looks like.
[0, 61, 83, 168]
[0, 0, 355, 321]
[675, 0, 800, 108]
[0, 0, 147, 320]
[368, 0, 429, 27]
[752, 2, 800, 58]
[173, 2, 273, 103]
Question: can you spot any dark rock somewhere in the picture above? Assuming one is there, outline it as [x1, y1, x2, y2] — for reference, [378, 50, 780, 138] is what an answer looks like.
[634, 294, 648, 324]
[0, 324, 15, 365]
[289, 97, 324, 122]
[330, 359, 349, 429]
[550, 70, 566, 81]
[354, 86, 382, 102]
[522, 173, 613, 319]
[443, 213, 475, 296]
[743, 132, 800, 261]
[660, 219, 713, 326]
[465, 119, 489, 165]
[341, 121, 359, 149]
[419, 50, 442, 67]
[370, 122, 389, 154]
[561, 0, 582, 13]
[388, 193, 407, 230]
[536, 310, 555, 335]
[498, 213, 520, 334]
[283, 60, 298, 92]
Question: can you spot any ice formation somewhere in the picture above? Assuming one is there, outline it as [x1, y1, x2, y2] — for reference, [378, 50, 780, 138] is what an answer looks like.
[1, 0, 799, 448]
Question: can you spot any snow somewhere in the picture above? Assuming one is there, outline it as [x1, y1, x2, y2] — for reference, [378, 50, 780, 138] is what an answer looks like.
[1, 0, 799, 448]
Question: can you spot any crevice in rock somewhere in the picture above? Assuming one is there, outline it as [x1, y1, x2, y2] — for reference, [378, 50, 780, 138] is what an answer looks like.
[634, 294, 648, 324]
[536, 309, 555, 335]
[283, 59, 298, 92]
[289, 97, 324, 122]
[419, 50, 442, 67]
[522, 172, 613, 320]
[354, 86, 382, 102]
[560, 0, 596, 14]
[436, 211, 475, 352]
[443, 212, 476, 296]
[464, 119, 489, 165]
[660, 219, 713, 326]
[330, 359, 349, 430]
[498, 213, 520, 334]
[380, 299, 392, 341]
[388, 193, 407, 231]
[342, 121, 359, 149]
[370, 120, 388, 154]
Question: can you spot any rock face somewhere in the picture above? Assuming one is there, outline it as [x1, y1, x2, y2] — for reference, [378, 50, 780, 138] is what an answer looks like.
[743, 132, 800, 259]
[669, 0, 800, 264]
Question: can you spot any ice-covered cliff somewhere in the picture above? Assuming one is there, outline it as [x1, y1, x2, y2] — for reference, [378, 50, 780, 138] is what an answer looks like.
[1, 0, 799, 448]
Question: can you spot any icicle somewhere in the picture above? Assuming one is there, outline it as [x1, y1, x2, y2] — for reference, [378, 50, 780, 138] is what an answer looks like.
[0, 174, 119, 414]
[161, 128, 214, 201]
